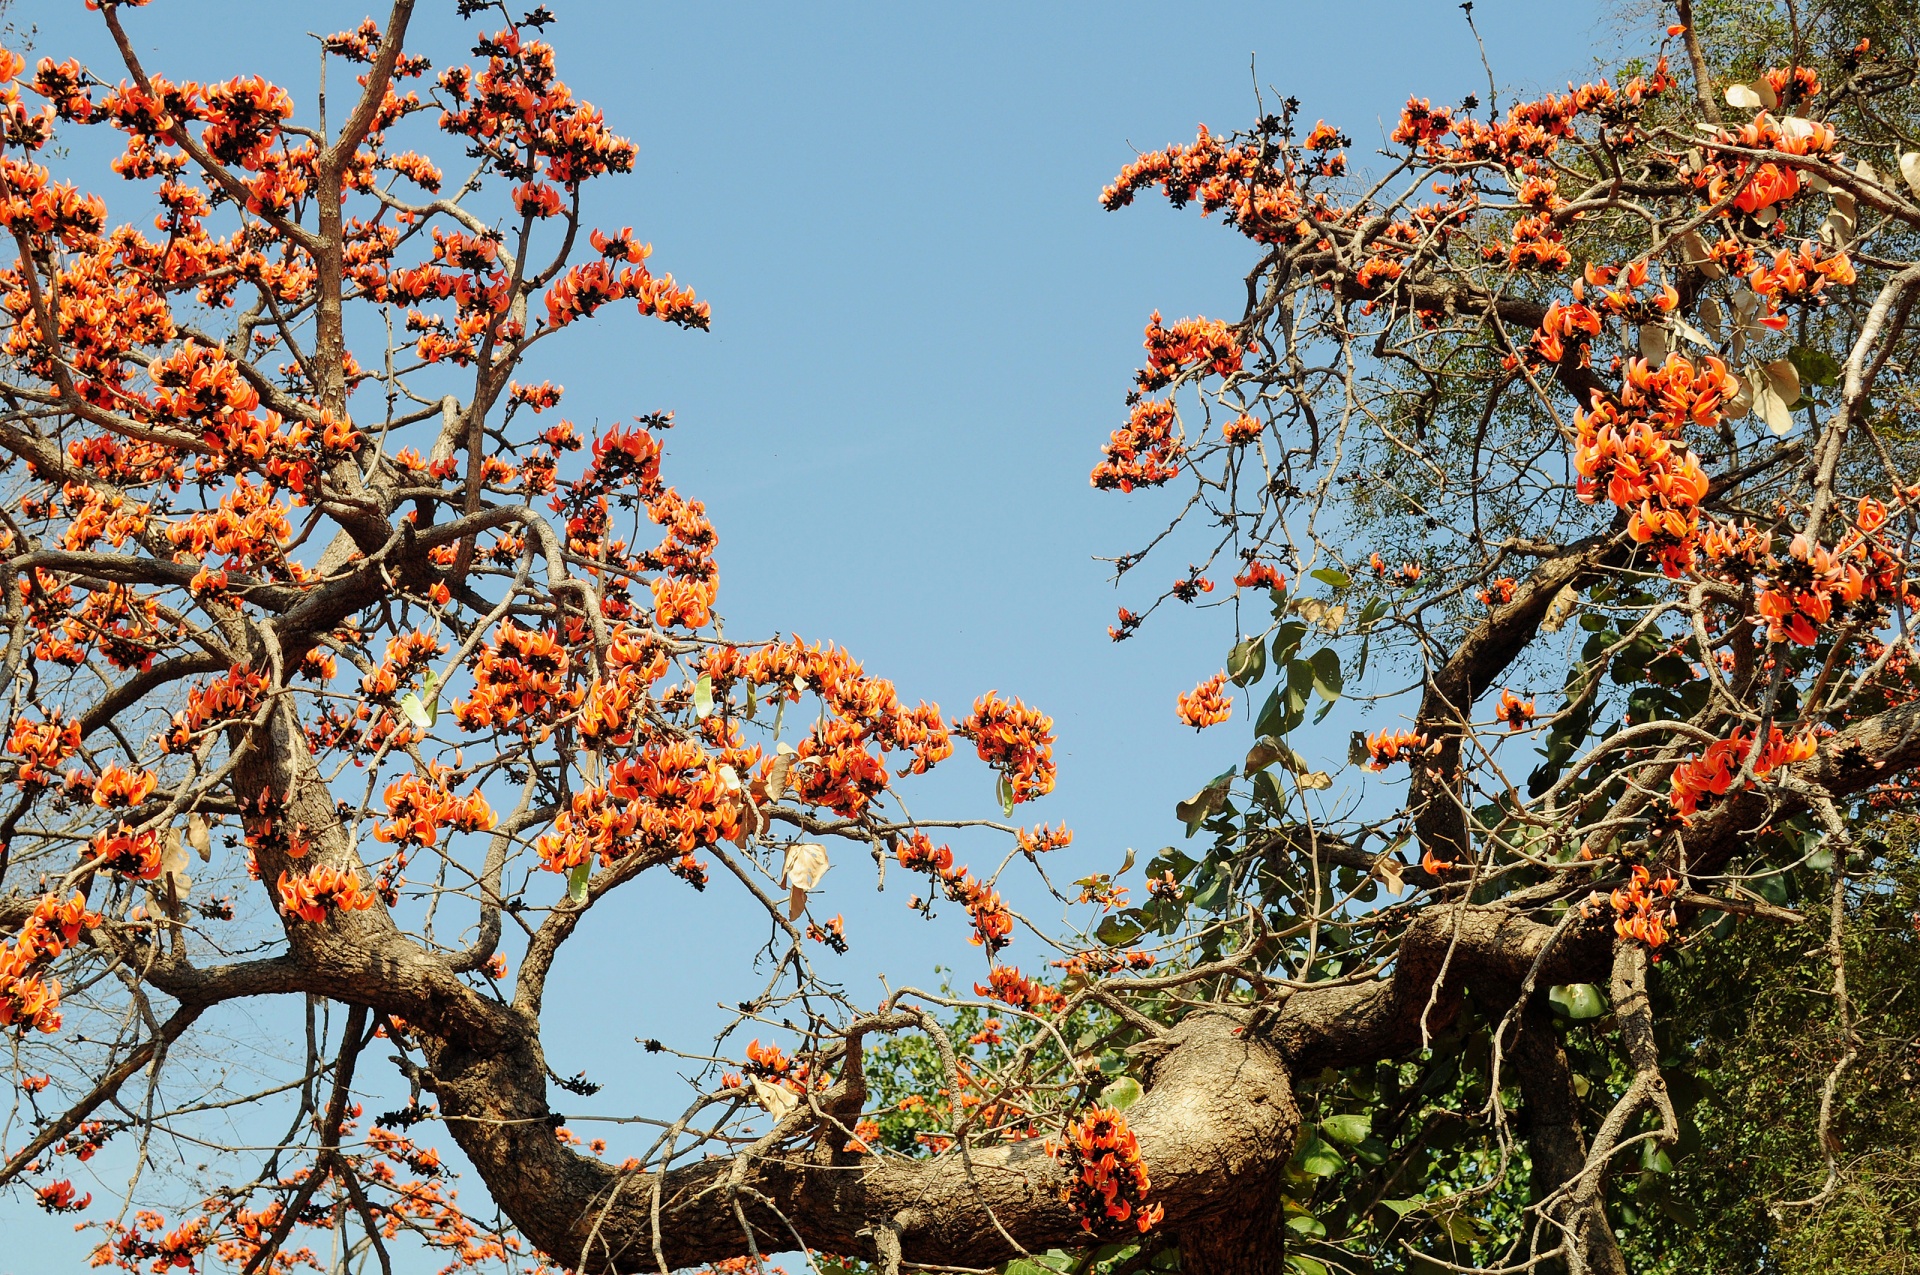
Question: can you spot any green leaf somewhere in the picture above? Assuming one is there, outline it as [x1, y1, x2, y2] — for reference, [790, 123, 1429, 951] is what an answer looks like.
[1006, 1261, 1071, 1275]
[1291, 1131, 1344, 1177]
[1320, 1113, 1372, 1145]
[694, 674, 715, 720]
[1095, 914, 1144, 946]
[997, 774, 1016, 818]
[1285, 1258, 1330, 1275]
[1228, 636, 1268, 687]
[1788, 344, 1842, 389]
[1100, 1076, 1144, 1110]
[1641, 1139, 1674, 1174]
[1310, 567, 1351, 589]
[1308, 648, 1343, 702]
[1548, 983, 1607, 1020]
[1380, 1197, 1425, 1217]
[1285, 1215, 1327, 1239]
[1353, 1135, 1391, 1165]
[1255, 687, 1288, 741]
[567, 861, 591, 904]
[1271, 621, 1309, 666]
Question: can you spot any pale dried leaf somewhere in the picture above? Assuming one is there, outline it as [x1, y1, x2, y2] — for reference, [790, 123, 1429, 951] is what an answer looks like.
[1780, 116, 1816, 143]
[1764, 357, 1801, 406]
[187, 812, 211, 861]
[1638, 324, 1670, 364]
[1724, 82, 1764, 110]
[1726, 372, 1753, 420]
[1754, 380, 1794, 435]
[788, 884, 807, 921]
[749, 1076, 799, 1121]
[1903, 152, 1920, 197]
[1298, 771, 1333, 791]
[1374, 857, 1406, 894]
[163, 827, 190, 877]
[783, 842, 830, 893]
[1697, 296, 1724, 341]
[1680, 230, 1723, 280]
[764, 754, 792, 803]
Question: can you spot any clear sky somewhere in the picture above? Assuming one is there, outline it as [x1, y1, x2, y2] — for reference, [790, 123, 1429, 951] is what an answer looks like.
[3, 0, 1625, 1265]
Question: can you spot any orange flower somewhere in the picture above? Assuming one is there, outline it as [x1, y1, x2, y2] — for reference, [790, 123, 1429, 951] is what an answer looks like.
[276, 865, 377, 924]
[1175, 672, 1232, 730]
[956, 692, 1056, 804]
[1497, 690, 1535, 730]
[1365, 729, 1430, 770]
[1051, 1107, 1163, 1235]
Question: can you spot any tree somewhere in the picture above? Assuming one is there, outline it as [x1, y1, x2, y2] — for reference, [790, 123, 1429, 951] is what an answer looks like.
[4, 3, 1920, 1274]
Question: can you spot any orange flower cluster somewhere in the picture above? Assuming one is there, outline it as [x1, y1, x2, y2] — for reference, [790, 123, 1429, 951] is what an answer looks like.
[956, 692, 1057, 804]
[1368, 552, 1423, 585]
[1091, 399, 1185, 493]
[1222, 414, 1262, 445]
[1052, 1106, 1163, 1235]
[453, 623, 577, 732]
[1670, 726, 1818, 816]
[709, 637, 954, 779]
[275, 864, 378, 923]
[544, 255, 709, 331]
[1754, 503, 1907, 646]
[0, 892, 97, 1035]
[1391, 63, 1672, 175]
[643, 487, 719, 628]
[532, 741, 743, 874]
[1365, 729, 1431, 770]
[1477, 577, 1517, 607]
[1176, 671, 1232, 730]
[1017, 823, 1074, 855]
[1609, 865, 1677, 952]
[1573, 354, 1727, 575]
[1234, 560, 1284, 591]
[35, 1179, 91, 1213]
[1100, 124, 1304, 244]
[1135, 311, 1242, 392]
[89, 823, 164, 880]
[975, 964, 1067, 1014]
[6, 710, 81, 788]
[1748, 243, 1856, 306]
[375, 766, 497, 848]
[93, 765, 159, 807]
[165, 665, 266, 752]
[1497, 690, 1535, 730]
[898, 833, 1015, 952]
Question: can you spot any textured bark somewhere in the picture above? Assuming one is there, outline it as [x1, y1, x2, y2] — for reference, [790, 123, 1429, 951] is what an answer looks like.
[422, 1011, 1298, 1275]
[1511, 1012, 1625, 1275]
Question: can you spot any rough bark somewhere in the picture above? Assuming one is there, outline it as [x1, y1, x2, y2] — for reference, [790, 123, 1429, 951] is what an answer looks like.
[420, 1010, 1298, 1274]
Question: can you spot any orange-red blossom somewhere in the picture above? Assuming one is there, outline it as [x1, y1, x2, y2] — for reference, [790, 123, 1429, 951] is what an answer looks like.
[1669, 725, 1818, 816]
[1051, 1106, 1163, 1235]
[1176, 671, 1232, 730]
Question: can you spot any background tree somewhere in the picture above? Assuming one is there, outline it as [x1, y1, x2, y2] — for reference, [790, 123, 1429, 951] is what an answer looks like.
[5, 3, 1920, 1275]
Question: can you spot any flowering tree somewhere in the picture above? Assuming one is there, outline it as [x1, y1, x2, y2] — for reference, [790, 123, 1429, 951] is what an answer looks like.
[5, 2, 1920, 1274]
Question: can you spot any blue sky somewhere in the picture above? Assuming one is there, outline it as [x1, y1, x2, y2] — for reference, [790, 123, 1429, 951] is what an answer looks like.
[3, 0, 1625, 1264]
